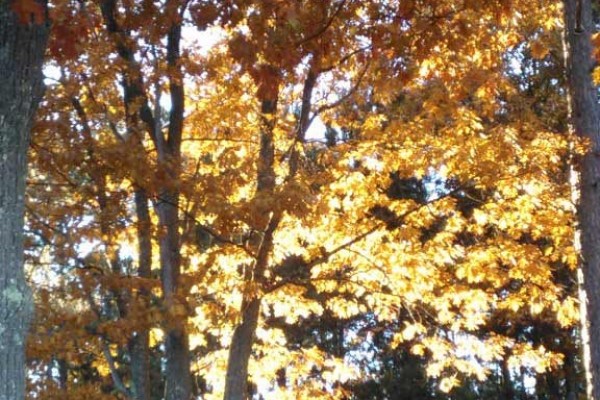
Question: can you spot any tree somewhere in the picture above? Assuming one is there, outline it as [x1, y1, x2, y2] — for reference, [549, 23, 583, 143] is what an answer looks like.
[0, 0, 48, 398]
[23, 1, 587, 399]
[563, 0, 600, 398]
[211, 1, 578, 398]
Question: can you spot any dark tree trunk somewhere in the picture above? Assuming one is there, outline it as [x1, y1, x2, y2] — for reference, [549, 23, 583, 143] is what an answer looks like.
[563, 0, 600, 398]
[157, 189, 192, 400]
[159, 17, 192, 400]
[129, 187, 152, 400]
[0, 2, 48, 399]
[500, 357, 514, 400]
[57, 358, 68, 390]
[564, 344, 581, 400]
[99, 1, 192, 397]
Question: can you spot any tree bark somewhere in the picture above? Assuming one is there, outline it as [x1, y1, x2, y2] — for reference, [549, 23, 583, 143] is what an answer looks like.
[223, 94, 279, 400]
[0, 1, 48, 399]
[223, 63, 318, 400]
[157, 188, 192, 400]
[564, 341, 581, 400]
[129, 187, 152, 400]
[500, 356, 514, 400]
[158, 16, 192, 400]
[224, 298, 261, 400]
[99, 1, 192, 397]
[563, 0, 600, 398]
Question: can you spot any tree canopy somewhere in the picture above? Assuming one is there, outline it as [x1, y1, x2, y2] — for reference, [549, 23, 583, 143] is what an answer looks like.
[11, 0, 599, 399]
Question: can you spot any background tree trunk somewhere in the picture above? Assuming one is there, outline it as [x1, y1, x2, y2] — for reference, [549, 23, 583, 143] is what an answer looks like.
[563, 0, 600, 398]
[99, 1, 192, 396]
[157, 188, 192, 400]
[159, 18, 192, 400]
[0, 1, 48, 398]
[129, 188, 152, 400]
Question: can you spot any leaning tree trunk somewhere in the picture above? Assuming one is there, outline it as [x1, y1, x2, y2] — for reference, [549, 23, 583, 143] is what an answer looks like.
[223, 63, 317, 400]
[563, 0, 600, 398]
[0, 1, 48, 399]
[223, 297, 262, 400]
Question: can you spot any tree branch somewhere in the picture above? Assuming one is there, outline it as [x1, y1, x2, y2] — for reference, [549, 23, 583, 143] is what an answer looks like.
[309, 60, 370, 125]
[318, 45, 371, 74]
[304, 187, 462, 270]
[165, 0, 184, 157]
[102, 342, 133, 398]
[294, 0, 347, 46]
[99, 0, 159, 147]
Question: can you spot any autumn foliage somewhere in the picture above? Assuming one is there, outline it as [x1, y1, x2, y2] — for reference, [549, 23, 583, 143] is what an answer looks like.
[23, 0, 587, 399]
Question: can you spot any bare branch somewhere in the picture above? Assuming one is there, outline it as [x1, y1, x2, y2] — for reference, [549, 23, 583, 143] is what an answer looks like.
[294, 0, 347, 46]
[99, 0, 159, 147]
[150, 193, 256, 259]
[102, 342, 133, 398]
[318, 45, 371, 74]
[181, 137, 255, 144]
[165, 0, 184, 156]
[305, 187, 462, 269]
[310, 60, 370, 125]
[283, 61, 319, 175]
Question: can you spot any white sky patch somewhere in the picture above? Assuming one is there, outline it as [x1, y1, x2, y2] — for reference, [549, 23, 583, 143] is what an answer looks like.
[43, 64, 61, 85]
[182, 25, 226, 55]
[509, 56, 523, 75]
[305, 116, 327, 140]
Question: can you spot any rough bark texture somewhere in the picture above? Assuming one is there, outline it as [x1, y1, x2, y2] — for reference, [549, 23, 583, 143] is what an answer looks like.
[563, 0, 600, 398]
[0, 2, 48, 399]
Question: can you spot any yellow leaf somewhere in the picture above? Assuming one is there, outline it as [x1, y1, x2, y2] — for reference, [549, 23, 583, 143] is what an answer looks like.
[593, 67, 600, 85]
[92, 359, 111, 377]
[439, 376, 459, 393]
[411, 344, 426, 356]
[149, 328, 164, 347]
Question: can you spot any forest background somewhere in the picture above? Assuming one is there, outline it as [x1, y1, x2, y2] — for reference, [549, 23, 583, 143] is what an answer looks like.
[2, 0, 600, 399]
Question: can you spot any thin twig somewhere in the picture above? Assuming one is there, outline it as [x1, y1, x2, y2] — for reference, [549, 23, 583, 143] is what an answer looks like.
[294, 0, 347, 46]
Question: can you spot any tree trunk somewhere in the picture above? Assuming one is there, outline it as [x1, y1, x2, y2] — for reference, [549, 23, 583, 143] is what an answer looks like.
[57, 358, 68, 390]
[99, 1, 192, 396]
[222, 63, 320, 400]
[129, 187, 152, 400]
[564, 341, 581, 400]
[224, 298, 261, 400]
[158, 17, 192, 400]
[157, 188, 192, 400]
[563, 0, 600, 398]
[223, 93, 279, 400]
[500, 356, 514, 400]
[0, 2, 48, 399]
